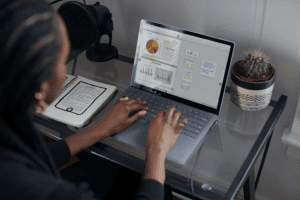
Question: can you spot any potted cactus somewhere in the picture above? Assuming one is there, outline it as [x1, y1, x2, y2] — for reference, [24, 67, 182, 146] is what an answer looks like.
[230, 49, 275, 111]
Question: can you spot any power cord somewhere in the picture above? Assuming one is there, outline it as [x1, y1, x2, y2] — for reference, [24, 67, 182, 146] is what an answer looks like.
[190, 121, 216, 200]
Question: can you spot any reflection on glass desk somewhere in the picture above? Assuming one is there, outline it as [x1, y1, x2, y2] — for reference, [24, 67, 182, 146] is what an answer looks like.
[34, 49, 287, 200]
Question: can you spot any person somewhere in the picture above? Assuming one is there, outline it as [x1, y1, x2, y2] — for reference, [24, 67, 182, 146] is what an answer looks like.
[0, 0, 188, 199]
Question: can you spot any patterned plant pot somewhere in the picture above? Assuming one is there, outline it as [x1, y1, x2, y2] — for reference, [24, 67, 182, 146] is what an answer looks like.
[230, 60, 276, 111]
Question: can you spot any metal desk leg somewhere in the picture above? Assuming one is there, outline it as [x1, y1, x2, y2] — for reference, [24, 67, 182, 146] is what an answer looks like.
[255, 130, 274, 191]
[243, 130, 274, 200]
[243, 169, 255, 200]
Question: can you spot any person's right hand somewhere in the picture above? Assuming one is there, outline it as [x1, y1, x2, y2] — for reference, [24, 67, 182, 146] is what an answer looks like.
[146, 106, 188, 156]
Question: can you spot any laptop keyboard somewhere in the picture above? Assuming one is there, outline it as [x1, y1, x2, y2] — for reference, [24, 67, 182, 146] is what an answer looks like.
[126, 90, 212, 139]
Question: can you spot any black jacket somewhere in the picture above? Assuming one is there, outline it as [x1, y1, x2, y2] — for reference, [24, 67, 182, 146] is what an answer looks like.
[0, 138, 164, 199]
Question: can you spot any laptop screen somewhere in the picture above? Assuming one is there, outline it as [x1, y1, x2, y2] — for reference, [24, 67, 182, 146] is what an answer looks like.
[132, 19, 234, 112]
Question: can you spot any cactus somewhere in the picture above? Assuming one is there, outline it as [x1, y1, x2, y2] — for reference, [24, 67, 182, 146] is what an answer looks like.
[237, 49, 272, 80]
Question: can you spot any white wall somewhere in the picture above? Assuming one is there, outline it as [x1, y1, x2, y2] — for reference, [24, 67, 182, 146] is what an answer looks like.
[50, 0, 300, 199]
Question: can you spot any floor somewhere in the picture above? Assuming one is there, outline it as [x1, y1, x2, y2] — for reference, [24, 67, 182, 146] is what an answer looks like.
[41, 134, 188, 200]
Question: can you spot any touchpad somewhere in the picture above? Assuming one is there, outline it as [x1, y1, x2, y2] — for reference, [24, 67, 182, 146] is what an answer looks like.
[112, 120, 148, 150]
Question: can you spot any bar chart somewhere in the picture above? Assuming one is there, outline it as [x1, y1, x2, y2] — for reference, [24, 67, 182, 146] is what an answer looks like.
[140, 67, 153, 76]
[154, 67, 173, 84]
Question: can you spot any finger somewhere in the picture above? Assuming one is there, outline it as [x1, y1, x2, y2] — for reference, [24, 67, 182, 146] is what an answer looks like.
[128, 109, 147, 124]
[125, 98, 147, 105]
[35, 92, 44, 100]
[165, 105, 176, 124]
[124, 102, 149, 112]
[120, 96, 129, 101]
[153, 109, 163, 118]
[175, 118, 188, 134]
[172, 110, 182, 127]
[116, 99, 122, 104]
[34, 104, 42, 113]
[34, 100, 47, 112]
[157, 109, 164, 118]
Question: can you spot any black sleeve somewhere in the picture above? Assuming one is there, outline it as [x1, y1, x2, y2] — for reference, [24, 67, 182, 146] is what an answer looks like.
[47, 139, 71, 170]
[0, 162, 98, 200]
[135, 179, 164, 200]
[47, 140, 164, 199]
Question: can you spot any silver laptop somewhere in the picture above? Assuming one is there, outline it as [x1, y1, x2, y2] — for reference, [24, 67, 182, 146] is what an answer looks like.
[98, 19, 234, 165]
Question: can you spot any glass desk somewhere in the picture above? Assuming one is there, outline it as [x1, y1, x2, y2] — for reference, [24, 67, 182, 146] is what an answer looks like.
[33, 49, 287, 200]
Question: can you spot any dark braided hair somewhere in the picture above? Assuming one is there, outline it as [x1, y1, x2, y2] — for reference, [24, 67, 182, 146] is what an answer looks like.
[0, 0, 63, 177]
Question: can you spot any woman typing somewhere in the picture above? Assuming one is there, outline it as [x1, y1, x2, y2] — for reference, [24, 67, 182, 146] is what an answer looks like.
[0, 0, 188, 199]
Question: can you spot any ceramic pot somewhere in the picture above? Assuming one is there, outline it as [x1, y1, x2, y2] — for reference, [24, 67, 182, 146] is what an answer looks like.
[230, 60, 275, 111]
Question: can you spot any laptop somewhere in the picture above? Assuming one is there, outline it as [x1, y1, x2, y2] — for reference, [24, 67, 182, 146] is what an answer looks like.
[97, 19, 235, 165]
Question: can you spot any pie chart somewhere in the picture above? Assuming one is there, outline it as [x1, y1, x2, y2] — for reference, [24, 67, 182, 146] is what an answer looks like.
[146, 39, 159, 54]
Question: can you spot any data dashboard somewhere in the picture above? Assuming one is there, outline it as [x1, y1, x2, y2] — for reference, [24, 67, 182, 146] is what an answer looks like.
[134, 20, 231, 109]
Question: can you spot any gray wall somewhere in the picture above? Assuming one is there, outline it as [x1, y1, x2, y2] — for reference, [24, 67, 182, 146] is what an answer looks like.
[49, 0, 300, 199]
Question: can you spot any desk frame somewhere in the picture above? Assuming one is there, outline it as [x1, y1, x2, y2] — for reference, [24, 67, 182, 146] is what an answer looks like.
[38, 54, 287, 200]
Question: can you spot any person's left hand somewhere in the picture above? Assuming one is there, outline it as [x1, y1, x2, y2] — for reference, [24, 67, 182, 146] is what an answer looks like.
[95, 97, 149, 137]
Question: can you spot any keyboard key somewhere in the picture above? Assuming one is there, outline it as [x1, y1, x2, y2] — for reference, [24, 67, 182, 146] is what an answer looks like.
[201, 117, 208, 122]
[148, 97, 154, 102]
[190, 132, 197, 138]
[205, 115, 212, 119]
[186, 112, 193, 117]
[187, 112, 196, 118]
[187, 116, 193, 123]
[147, 103, 156, 109]
[132, 93, 139, 98]
[149, 108, 156, 113]
[148, 112, 155, 117]
[126, 92, 133, 97]
[180, 114, 186, 119]
[154, 98, 161, 102]
[183, 130, 190, 136]
[193, 113, 201, 118]
[184, 125, 201, 134]
[185, 116, 191, 121]
[180, 109, 187, 114]
[157, 102, 164, 107]
[180, 129, 187, 135]
[139, 119, 148, 124]
[190, 118, 198, 123]
[186, 112, 194, 118]
[142, 115, 153, 122]
[195, 120, 205, 125]
[151, 104, 158, 110]
[189, 123, 204, 130]
[181, 109, 189, 117]
[197, 114, 203, 120]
